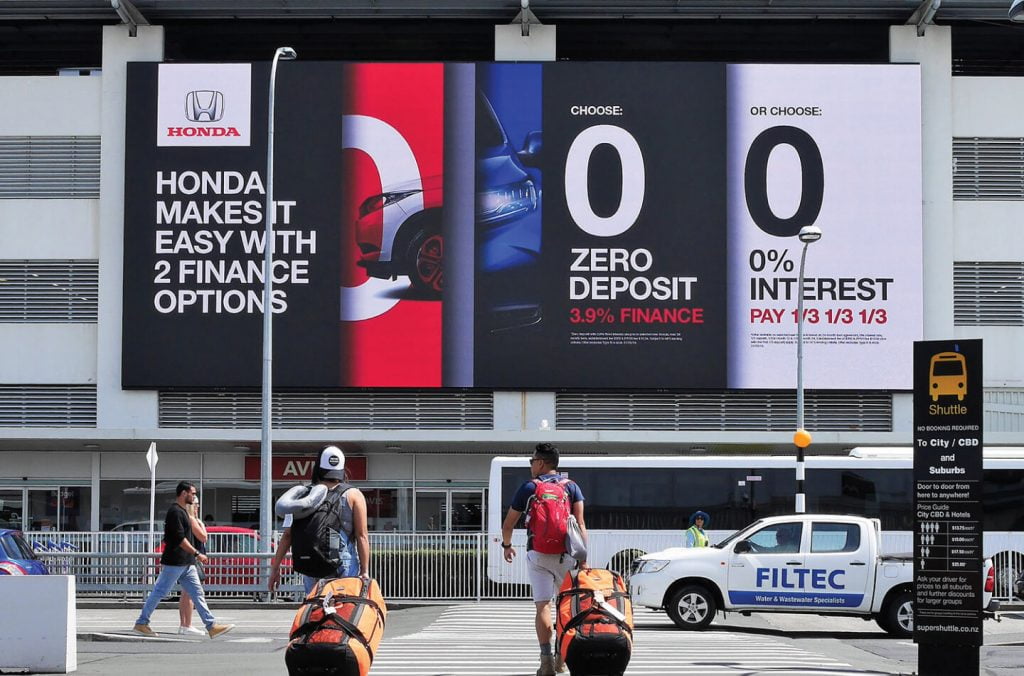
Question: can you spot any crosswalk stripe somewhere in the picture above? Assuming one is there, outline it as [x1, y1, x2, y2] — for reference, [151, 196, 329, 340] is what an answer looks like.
[367, 602, 856, 676]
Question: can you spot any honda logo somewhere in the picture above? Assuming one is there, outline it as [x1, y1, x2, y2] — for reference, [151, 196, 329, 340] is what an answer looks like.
[184, 90, 225, 122]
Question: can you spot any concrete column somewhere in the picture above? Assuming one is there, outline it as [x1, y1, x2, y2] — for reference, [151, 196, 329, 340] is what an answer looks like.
[97, 26, 163, 428]
[494, 13, 557, 439]
[890, 25, 953, 340]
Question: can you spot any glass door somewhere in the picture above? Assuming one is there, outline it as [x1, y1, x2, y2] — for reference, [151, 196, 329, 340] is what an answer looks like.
[0, 490, 24, 529]
[450, 491, 483, 531]
[414, 490, 485, 531]
[415, 491, 446, 531]
[27, 489, 60, 531]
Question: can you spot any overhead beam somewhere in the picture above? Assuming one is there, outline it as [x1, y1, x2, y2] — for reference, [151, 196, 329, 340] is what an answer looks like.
[111, 0, 148, 37]
[907, 0, 942, 36]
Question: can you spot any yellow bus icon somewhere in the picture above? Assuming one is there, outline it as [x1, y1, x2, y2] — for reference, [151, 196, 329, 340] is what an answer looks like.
[929, 352, 966, 401]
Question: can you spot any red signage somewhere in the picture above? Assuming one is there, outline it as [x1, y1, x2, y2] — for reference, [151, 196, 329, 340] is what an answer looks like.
[363, 489, 396, 518]
[244, 455, 367, 481]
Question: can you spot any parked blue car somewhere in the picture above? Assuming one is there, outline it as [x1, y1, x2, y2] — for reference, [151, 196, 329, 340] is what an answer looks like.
[0, 528, 49, 575]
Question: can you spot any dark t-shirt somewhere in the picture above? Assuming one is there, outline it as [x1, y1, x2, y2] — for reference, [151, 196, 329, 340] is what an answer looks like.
[160, 503, 196, 566]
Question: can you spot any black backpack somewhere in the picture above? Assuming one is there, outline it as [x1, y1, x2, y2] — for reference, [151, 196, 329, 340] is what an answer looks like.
[290, 483, 352, 578]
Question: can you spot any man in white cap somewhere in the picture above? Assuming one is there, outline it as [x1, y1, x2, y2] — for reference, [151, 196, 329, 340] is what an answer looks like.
[268, 445, 370, 593]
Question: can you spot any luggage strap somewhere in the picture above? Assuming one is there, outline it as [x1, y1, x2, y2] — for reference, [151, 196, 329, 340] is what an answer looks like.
[558, 589, 633, 649]
[292, 612, 376, 661]
[300, 594, 384, 617]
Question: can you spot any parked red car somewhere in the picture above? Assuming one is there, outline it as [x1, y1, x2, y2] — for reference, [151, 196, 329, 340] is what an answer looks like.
[157, 526, 291, 587]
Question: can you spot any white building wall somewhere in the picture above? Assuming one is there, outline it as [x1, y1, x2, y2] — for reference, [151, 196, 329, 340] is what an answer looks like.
[0, 78, 102, 386]
[949, 76, 1024, 389]
[95, 25, 163, 429]
[0, 325, 97, 383]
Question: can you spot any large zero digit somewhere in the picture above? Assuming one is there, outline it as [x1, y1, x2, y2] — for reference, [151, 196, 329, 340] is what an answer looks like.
[744, 125, 824, 237]
[565, 125, 645, 238]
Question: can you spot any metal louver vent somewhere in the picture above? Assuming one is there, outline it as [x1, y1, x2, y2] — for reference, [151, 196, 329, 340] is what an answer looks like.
[954, 262, 1024, 326]
[159, 391, 494, 429]
[0, 136, 100, 198]
[0, 385, 96, 427]
[953, 138, 1024, 200]
[0, 260, 98, 322]
[985, 389, 1024, 433]
[556, 391, 891, 431]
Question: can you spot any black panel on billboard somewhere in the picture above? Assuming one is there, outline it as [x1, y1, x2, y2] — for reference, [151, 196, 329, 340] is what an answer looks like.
[122, 63, 342, 388]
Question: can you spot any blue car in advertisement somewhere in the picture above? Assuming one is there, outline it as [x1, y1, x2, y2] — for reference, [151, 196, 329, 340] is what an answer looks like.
[353, 83, 542, 333]
[0, 528, 49, 576]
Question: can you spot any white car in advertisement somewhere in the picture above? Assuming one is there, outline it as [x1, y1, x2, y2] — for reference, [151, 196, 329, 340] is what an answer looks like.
[629, 514, 998, 638]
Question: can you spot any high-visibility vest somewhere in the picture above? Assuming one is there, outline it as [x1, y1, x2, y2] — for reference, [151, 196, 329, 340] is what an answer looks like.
[687, 525, 709, 547]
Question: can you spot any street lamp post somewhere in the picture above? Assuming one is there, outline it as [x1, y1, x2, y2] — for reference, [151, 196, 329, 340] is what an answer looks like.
[260, 46, 297, 559]
[794, 224, 822, 513]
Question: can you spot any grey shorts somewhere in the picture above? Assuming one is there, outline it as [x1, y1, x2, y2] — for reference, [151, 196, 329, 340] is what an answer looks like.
[526, 550, 575, 603]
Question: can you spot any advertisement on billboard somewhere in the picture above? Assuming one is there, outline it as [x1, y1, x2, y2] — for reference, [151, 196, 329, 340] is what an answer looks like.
[122, 61, 921, 390]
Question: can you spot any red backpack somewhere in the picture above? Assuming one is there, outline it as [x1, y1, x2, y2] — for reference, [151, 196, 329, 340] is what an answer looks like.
[526, 477, 572, 555]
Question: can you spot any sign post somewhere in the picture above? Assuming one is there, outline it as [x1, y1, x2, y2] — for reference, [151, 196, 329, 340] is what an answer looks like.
[913, 340, 983, 674]
[145, 442, 158, 555]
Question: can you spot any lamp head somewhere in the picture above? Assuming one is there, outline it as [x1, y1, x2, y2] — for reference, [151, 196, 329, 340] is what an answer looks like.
[1011, 0, 1024, 22]
[798, 225, 822, 244]
[276, 47, 297, 61]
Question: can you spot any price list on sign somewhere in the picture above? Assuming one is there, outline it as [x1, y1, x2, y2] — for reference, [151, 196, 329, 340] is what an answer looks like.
[912, 339, 983, 669]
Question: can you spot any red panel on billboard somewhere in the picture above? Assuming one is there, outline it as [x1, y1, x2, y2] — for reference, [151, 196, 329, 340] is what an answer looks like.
[339, 62, 443, 386]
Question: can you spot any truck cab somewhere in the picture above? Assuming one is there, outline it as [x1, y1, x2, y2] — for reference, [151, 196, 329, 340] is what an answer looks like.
[630, 514, 996, 638]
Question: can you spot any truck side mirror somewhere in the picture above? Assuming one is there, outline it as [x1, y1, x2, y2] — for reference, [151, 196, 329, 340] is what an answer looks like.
[734, 540, 752, 554]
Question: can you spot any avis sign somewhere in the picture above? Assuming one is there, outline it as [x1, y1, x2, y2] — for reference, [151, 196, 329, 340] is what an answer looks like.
[243, 455, 367, 481]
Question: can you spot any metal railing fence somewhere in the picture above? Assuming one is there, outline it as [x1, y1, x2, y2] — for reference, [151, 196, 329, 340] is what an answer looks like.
[22, 530, 1024, 603]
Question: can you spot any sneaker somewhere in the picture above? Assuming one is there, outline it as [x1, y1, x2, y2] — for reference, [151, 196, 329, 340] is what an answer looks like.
[554, 654, 567, 673]
[537, 655, 556, 676]
[178, 626, 205, 636]
[207, 623, 235, 639]
[132, 624, 156, 637]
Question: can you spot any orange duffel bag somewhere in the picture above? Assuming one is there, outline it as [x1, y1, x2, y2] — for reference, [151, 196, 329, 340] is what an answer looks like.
[285, 576, 387, 676]
[556, 568, 633, 676]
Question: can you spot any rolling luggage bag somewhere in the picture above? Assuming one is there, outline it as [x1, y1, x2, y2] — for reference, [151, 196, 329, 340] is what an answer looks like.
[556, 568, 633, 676]
[285, 576, 387, 676]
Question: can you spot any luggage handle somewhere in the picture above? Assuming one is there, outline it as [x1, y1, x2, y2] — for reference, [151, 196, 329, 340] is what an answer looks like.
[592, 590, 627, 624]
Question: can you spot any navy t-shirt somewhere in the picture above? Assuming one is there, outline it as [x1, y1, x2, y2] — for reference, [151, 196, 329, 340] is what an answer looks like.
[510, 473, 585, 512]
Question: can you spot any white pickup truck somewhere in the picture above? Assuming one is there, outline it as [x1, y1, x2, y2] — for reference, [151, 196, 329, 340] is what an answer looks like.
[629, 514, 997, 637]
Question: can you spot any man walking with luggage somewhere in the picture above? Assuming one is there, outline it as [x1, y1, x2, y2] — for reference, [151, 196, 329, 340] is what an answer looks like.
[268, 445, 370, 593]
[501, 443, 587, 676]
[133, 481, 234, 638]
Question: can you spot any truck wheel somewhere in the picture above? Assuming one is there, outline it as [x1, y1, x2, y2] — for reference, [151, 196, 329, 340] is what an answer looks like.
[666, 585, 716, 630]
[882, 592, 913, 638]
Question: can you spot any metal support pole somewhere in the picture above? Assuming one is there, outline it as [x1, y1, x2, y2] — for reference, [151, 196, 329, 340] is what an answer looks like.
[795, 241, 810, 513]
[260, 47, 295, 558]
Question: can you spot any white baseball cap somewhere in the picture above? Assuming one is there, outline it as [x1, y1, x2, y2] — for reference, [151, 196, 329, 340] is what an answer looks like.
[317, 445, 346, 480]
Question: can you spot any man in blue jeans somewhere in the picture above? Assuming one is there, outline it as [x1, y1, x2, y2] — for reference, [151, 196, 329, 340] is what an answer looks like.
[132, 481, 234, 639]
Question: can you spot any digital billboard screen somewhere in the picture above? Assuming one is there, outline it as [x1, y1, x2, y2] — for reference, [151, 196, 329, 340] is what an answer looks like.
[122, 62, 921, 390]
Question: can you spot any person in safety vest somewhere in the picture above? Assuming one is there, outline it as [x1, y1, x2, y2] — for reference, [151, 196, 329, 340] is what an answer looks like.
[685, 510, 710, 547]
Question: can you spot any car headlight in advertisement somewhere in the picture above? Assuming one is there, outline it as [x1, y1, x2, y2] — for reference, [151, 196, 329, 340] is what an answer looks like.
[477, 179, 537, 224]
[358, 189, 421, 218]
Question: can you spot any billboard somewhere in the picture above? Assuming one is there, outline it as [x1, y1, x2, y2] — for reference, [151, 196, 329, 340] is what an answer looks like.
[122, 62, 921, 390]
